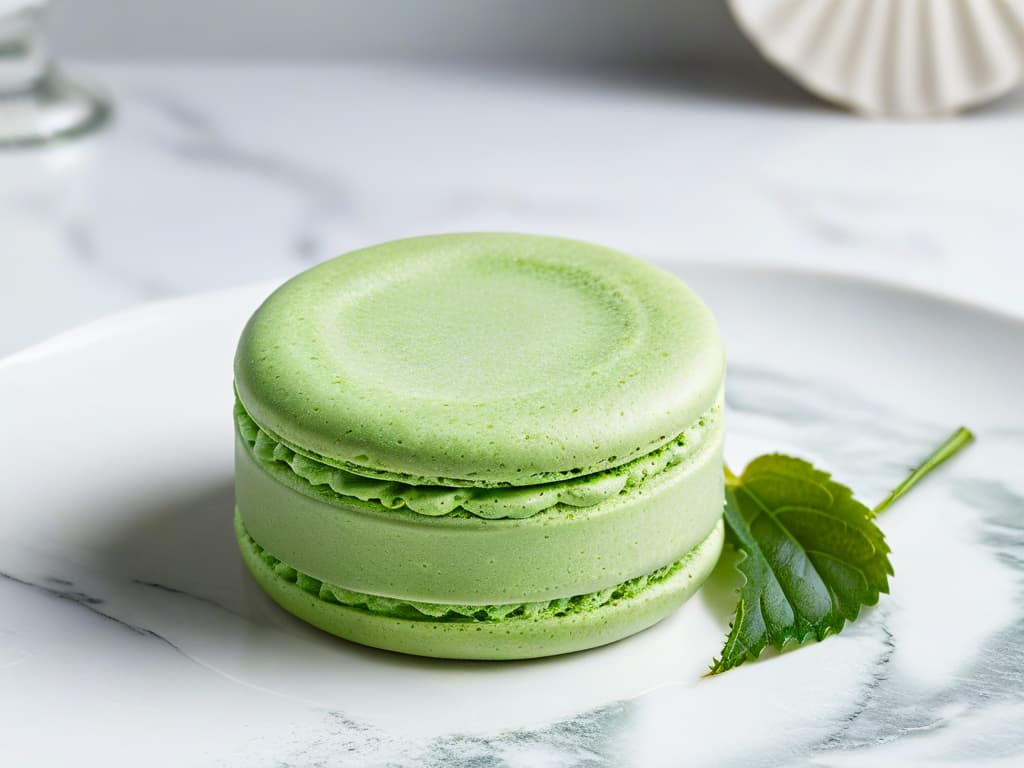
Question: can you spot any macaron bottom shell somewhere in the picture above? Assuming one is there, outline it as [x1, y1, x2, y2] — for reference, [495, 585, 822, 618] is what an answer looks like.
[238, 517, 725, 660]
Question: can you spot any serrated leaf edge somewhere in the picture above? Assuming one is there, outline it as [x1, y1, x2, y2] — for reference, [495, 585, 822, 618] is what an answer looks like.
[709, 460, 892, 675]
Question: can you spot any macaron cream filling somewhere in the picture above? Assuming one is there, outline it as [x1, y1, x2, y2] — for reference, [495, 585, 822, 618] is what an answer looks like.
[236, 509, 723, 623]
[234, 394, 722, 521]
[235, 418, 725, 605]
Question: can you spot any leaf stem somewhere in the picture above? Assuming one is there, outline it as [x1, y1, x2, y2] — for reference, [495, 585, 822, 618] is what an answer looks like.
[873, 426, 974, 515]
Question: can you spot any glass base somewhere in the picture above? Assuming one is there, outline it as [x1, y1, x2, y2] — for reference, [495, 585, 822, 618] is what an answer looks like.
[0, 67, 110, 147]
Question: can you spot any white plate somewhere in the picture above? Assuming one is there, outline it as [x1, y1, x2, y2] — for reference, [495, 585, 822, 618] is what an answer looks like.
[2, 266, 1022, 767]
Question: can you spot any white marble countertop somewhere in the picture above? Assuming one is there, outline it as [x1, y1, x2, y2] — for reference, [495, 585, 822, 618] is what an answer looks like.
[2, 60, 1022, 358]
[3, 62, 1024, 768]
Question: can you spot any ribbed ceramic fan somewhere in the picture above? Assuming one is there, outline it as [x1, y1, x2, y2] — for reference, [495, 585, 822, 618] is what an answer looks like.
[728, 0, 1024, 117]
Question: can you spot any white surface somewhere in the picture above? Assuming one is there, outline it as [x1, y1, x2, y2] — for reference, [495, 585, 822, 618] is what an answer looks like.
[1, 61, 1022, 361]
[729, 0, 1024, 117]
[1, 266, 1021, 767]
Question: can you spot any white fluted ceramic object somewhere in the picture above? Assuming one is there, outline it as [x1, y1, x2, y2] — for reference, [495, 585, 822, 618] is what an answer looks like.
[728, 0, 1024, 117]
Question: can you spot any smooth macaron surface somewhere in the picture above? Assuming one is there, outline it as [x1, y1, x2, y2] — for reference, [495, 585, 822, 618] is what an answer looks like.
[234, 233, 725, 486]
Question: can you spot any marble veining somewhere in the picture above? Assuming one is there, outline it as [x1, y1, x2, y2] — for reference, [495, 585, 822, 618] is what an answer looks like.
[712, 369, 1024, 766]
[818, 616, 898, 750]
[130, 576, 244, 618]
[277, 704, 630, 768]
[2, 61, 1023, 766]
[0, 568, 179, 649]
[3, 359, 1020, 766]
[765, 183, 945, 265]
[303, 360, 1021, 765]
[3, 63, 1023, 357]
[136, 89, 352, 265]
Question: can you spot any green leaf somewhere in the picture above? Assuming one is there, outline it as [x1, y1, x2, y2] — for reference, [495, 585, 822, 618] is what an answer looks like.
[709, 455, 892, 674]
[709, 427, 974, 674]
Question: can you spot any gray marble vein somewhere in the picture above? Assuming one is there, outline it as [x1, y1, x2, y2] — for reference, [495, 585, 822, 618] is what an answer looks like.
[1, 365, 1019, 767]
[130, 577, 242, 617]
[0, 568, 178, 648]
[725, 364, 953, 501]
[787, 476, 1024, 764]
[136, 90, 352, 264]
[274, 703, 630, 768]
[724, 368, 1023, 765]
[243, 367, 1018, 766]
[819, 612, 899, 751]
[764, 184, 944, 264]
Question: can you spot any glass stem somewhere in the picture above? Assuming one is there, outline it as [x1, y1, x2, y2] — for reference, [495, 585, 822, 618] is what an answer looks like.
[0, 5, 49, 98]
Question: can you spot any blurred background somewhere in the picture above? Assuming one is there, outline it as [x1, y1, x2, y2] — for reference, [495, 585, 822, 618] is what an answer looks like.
[49, 1, 753, 64]
[2, 1, 1023, 357]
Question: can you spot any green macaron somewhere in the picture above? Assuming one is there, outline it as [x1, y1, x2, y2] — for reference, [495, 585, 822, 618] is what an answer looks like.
[234, 233, 726, 660]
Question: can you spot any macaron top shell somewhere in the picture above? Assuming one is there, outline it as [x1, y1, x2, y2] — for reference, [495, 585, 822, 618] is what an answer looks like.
[234, 233, 724, 486]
